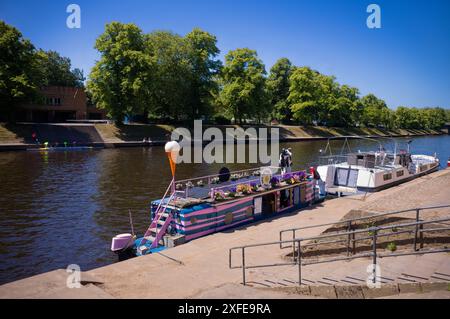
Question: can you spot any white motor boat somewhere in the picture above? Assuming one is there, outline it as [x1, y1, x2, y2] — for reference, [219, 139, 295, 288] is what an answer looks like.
[316, 137, 439, 194]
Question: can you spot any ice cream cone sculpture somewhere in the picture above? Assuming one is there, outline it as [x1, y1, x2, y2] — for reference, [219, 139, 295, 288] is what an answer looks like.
[164, 141, 181, 179]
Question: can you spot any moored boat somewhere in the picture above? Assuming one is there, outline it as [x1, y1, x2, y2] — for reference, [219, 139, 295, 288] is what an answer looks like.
[111, 142, 326, 257]
[316, 137, 440, 194]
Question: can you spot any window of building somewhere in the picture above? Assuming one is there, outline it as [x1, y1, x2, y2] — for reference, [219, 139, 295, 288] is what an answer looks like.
[45, 97, 62, 106]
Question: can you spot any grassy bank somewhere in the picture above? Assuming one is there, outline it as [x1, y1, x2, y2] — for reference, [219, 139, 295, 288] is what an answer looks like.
[0, 122, 445, 145]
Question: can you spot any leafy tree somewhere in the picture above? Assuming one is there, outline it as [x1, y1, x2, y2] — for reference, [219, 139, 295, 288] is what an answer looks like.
[144, 30, 191, 122]
[288, 67, 334, 125]
[0, 21, 43, 121]
[267, 58, 293, 123]
[360, 94, 388, 127]
[184, 28, 222, 120]
[87, 22, 150, 124]
[423, 107, 447, 129]
[217, 48, 267, 124]
[38, 50, 85, 88]
[328, 85, 361, 127]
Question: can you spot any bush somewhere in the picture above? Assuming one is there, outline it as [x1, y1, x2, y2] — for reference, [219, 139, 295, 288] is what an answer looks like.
[387, 242, 397, 252]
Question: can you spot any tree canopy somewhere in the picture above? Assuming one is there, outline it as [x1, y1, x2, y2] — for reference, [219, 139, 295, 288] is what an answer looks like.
[87, 23, 222, 124]
[1, 20, 448, 128]
[267, 58, 293, 123]
[217, 48, 268, 124]
[0, 21, 43, 120]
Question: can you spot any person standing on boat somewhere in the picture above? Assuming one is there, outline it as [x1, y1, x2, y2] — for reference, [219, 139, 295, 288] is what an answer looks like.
[279, 148, 292, 175]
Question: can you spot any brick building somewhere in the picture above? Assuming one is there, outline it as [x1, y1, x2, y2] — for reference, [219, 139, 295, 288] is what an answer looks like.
[16, 86, 107, 122]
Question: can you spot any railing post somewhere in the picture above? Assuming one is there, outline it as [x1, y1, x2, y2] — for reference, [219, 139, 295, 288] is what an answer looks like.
[372, 229, 377, 284]
[347, 221, 352, 256]
[279, 231, 283, 249]
[414, 209, 420, 251]
[297, 240, 302, 286]
[352, 229, 356, 254]
[419, 223, 424, 249]
[242, 247, 246, 286]
[292, 230, 296, 260]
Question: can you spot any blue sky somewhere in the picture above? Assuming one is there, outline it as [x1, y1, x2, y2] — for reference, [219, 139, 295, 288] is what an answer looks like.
[1, 0, 449, 109]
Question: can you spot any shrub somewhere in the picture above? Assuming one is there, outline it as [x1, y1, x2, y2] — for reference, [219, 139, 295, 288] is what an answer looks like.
[387, 242, 397, 252]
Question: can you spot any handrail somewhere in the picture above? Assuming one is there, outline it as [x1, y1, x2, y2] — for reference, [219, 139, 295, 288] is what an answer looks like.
[279, 204, 450, 249]
[138, 179, 174, 248]
[229, 215, 450, 286]
[176, 167, 273, 184]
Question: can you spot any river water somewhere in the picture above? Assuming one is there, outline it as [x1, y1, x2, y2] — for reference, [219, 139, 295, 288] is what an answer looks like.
[0, 135, 449, 284]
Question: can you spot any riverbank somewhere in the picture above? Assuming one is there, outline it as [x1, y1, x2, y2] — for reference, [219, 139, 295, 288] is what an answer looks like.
[1, 168, 448, 299]
[0, 122, 446, 151]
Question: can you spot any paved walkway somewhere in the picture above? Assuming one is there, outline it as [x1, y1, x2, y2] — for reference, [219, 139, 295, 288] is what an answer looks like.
[1, 169, 449, 298]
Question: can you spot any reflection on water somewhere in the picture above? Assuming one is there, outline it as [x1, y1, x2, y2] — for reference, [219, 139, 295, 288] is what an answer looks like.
[0, 135, 449, 284]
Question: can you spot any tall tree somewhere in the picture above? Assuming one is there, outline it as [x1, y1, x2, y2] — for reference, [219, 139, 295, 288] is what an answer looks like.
[0, 21, 43, 121]
[217, 48, 267, 124]
[267, 58, 293, 123]
[360, 94, 388, 127]
[87, 22, 150, 124]
[38, 50, 85, 88]
[144, 30, 191, 121]
[328, 85, 361, 127]
[288, 67, 333, 125]
[185, 28, 222, 120]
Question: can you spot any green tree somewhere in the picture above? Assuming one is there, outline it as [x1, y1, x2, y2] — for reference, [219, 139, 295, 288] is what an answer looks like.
[144, 30, 191, 122]
[87, 22, 150, 124]
[38, 50, 85, 88]
[0, 21, 43, 121]
[360, 94, 388, 127]
[288, 67, 333, 125]
[184, 28, 222, 120]
[395, 106, 423, 129]
[267, 58, 293, 123]
[426, 107, 446, 129]
[217, 48, 267, 124]
[328, 85, 361, 127]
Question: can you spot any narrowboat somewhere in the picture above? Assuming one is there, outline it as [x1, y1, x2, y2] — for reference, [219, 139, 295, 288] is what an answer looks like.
[111, 142, 326, 256]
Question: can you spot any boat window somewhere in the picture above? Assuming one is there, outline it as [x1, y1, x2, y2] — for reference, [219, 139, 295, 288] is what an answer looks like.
[190, 217, 197, 225]
[396, 170, 404, 177]
[383, 173, 392, 181]
[420, 164, 428, 172]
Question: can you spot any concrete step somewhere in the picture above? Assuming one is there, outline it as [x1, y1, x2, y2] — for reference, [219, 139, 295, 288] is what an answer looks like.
[246, 253, 450, 288]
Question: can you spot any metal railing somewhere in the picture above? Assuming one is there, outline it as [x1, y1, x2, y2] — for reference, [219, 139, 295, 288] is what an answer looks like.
[175, 166, 277, 198]
[279, 204, 450, 249]
[229, 215, 450, 286]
